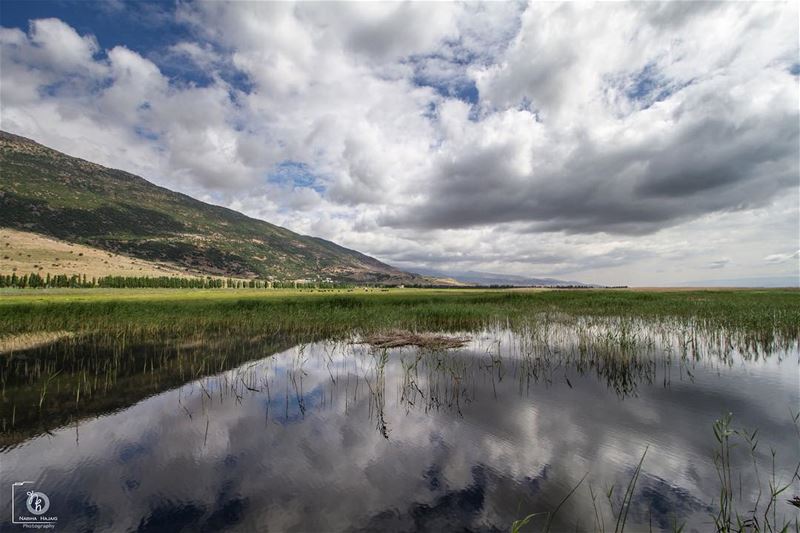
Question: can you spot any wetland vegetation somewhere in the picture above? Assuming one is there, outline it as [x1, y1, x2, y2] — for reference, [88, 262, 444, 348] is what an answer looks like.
[1, 288, 798, 531]
[2, 287, 797, 340]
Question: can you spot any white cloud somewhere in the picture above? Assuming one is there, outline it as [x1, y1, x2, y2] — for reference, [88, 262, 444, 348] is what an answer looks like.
[764, 250, 800, 265]
[28, 18, 102, 74]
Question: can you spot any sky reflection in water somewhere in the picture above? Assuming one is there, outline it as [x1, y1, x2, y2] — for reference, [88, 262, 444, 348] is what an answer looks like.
[1, 327, 798, 532]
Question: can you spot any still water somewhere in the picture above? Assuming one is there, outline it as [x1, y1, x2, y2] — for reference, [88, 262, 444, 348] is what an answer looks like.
[1, 323, 798, 531]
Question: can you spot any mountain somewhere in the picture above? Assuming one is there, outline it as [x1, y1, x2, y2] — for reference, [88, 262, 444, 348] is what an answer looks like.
[677, 276, 800, 288]
[407, 267, 593, 287]
[0, 131, 421, 283]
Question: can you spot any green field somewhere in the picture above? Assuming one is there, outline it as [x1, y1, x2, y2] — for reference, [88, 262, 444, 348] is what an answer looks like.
[1, 287, 798, 343]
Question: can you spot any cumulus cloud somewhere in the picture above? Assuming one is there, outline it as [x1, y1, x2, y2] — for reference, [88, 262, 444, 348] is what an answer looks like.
[0, 2, 797, 285]
[27, 18, 102, 74]
[386, 2, 798, 235]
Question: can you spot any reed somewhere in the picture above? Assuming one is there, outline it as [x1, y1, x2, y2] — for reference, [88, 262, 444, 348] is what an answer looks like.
[711, 413, 800, 532]
[1, 289, 797, 352]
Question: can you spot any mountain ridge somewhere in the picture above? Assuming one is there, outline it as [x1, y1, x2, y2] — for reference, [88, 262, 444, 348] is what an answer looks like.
[406, 266, 594, 287]
[0, 130, 422, 283]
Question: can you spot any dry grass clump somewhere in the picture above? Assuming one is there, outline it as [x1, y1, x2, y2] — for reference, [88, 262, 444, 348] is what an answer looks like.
[0, 330, 74, 354]
[360, 330, 470, 349]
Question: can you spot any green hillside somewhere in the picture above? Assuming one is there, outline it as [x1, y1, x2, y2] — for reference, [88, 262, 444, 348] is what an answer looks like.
[0, 131, 419, 282]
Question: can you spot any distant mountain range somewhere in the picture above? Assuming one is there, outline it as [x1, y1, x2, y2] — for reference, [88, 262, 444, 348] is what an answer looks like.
[0, 131, 427, 283]
[677, 276, 799, 288]
[407, 267, 594, 287]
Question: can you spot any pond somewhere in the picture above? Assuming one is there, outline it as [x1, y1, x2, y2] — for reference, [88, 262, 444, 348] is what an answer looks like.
[1, 318, 798, 531]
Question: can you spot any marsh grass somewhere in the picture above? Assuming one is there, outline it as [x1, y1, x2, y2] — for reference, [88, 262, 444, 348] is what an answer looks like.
[711, 413, 800, 532]
[0, 289, 797, 349]
[0, 288, 797, 527]
[0, 331, 314, 447]
[512, 448, 647, 533]
[513, 412, 800, 533]
[3, 289, 797, 447]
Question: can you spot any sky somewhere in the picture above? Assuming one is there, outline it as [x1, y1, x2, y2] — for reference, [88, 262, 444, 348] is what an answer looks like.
[0, 1, 798, 286]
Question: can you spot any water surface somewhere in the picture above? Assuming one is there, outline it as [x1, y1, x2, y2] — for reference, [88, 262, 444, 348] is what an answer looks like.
[2, 321, 798, 531]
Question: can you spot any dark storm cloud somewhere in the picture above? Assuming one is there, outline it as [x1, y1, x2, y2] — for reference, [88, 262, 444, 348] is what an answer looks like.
[381, 97, 799, 236]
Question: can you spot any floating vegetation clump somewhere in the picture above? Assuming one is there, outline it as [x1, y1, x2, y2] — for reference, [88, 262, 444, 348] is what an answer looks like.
[359, 330, 470, 350]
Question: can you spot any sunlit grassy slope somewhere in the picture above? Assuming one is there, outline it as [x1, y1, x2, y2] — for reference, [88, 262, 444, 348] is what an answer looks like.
[0, 227, 197, 278]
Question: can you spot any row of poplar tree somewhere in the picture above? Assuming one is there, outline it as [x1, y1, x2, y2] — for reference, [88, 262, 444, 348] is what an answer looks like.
[0, 272, 350, 289]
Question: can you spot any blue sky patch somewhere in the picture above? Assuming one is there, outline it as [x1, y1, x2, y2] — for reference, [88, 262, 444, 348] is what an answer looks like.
[1, 1, 185, 55]
[406, 48, 482, 106]
[0, 0, 253, 94]
[621, 63, 692, 110]
[412, 74, 480, 106]
[268, 161, 326, 193]
[626, 64, 672, 104]
[134, 126, 159, 142]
